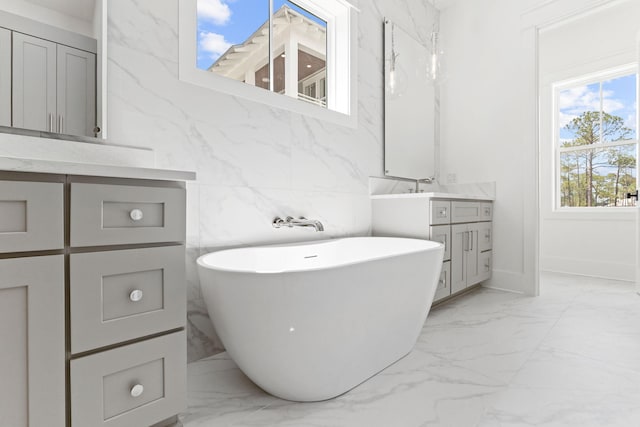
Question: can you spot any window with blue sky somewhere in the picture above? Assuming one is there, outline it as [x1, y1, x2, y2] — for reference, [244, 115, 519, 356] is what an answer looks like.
[556, 70, 638, 208]
[196, 0, 328, 107]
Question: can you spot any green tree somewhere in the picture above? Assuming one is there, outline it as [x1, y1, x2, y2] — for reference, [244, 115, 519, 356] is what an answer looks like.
[562, 111, 633, 207]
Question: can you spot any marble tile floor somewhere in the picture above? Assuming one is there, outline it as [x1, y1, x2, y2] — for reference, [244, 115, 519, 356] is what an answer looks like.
[179, 272, 640, 427]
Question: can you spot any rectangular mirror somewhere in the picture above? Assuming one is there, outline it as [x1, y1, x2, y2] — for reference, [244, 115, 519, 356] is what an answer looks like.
[0, 0, 105, 140]
[384, 19, 435, 180]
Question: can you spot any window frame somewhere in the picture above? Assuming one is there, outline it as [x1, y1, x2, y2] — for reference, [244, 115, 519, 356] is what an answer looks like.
[179, 0, 358, 128]
[552, 64, 638, 211]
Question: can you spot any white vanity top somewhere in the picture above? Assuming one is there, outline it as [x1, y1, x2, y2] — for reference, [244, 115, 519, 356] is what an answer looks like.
[0, 156, 196, 181]
[370, 192, 494, 201]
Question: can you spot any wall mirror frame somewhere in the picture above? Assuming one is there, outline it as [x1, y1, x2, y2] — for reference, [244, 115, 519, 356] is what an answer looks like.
[0, 0, 107, 141]
[384, 19, 435, 180]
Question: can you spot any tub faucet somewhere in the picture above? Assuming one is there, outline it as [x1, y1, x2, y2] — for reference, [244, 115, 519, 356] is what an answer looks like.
[272, 216, 325, 232]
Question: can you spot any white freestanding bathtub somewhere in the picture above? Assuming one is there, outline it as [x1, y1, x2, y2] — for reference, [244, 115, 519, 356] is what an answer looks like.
[197, 237, 444, 402]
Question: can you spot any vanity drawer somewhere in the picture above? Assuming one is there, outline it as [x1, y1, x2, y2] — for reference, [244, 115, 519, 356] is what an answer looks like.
[430, 200, 451, 225]
[0, 180, 63, 253]
[429, 225, 450, 261]
[451, 201, 481, 223]
[70, 183, 186, 247]
[433, 261, 451, 302]
[70, 245, 185, 354]
[481, 202, 493, 221]
[71, 331, 186, 427]
[478, 222, 492, 252]
[479, 251, 492, 282]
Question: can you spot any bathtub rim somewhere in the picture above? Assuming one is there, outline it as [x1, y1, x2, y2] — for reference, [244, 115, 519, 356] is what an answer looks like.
[197, 236, 444, 275]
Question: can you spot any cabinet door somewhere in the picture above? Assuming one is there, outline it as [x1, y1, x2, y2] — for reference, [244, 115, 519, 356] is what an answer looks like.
[0, 28, 10, 126]
[57, 45, 96, 136]
[0, 256, 65, 427]
[466, 225, 481, 286]
[478, 221, 492, 252]
[450, 224, 468, 294]
[433, 260, 451, 302]
[429, 224, 450, 261]
[478, 251, 492, 283]
[12, 33, 57, 132]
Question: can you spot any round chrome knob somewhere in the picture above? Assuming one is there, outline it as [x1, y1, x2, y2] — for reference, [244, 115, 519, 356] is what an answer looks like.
[129, 289, 143, 302]
[130, 384, 144, 398]
[129, 209, 144, 221]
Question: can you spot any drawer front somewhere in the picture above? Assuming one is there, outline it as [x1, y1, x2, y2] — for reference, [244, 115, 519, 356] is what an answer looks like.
[478, 251, 492, 282]
[478, 222, 492, 252]
[429, 225, 451, 261]
[481, 202, 493, 221]
[71, 331, 186, 427]
[430, 200, 451, 225]
[451, 201, 481, 223]
[0, 180, 63, 253]
[70, 183, 185, 247]
[70, 245, 186, 354]
[433, 261, 451, 302]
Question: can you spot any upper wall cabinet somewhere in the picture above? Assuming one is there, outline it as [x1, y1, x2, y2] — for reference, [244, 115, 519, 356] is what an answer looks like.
[12, 32, 96, 136]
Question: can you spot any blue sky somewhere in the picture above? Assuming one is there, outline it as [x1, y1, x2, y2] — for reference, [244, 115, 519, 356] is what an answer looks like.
[559, 73, 637, 143]
[197, 0, 326, 70]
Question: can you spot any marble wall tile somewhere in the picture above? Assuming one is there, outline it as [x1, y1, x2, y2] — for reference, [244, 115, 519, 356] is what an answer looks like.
[106, 0, 438, 360]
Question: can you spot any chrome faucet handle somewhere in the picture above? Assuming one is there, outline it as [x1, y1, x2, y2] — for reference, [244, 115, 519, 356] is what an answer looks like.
[285, 216, 295, 223]
[272, 217, 286, 228]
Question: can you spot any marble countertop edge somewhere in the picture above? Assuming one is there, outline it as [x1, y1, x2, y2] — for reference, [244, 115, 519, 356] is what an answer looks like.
[370, 192, 495, 201]
[0, 156, 196, 181]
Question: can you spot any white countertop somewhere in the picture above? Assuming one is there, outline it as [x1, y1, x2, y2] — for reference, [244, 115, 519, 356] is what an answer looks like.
[370, 192, 494, 201]
[0, 156, 196, 181]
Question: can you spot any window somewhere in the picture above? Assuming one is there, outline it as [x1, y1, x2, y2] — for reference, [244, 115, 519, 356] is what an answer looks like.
[197, 1, 328, 107]
[554, 66, 638, 208]
[179, 0, 356, 124]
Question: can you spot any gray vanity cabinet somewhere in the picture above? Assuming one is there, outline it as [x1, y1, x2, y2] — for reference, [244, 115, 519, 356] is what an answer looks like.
[372, 195, 493, 304]
[0, 172, 187, 427]
[0, 256, 65, 427]
[12, 32, 96, 135]
[450, 203, 492, 293]
[0, 27, 10, 126]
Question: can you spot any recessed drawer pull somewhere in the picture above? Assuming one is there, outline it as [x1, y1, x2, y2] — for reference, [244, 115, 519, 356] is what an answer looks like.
[130, 384, 144, 398]
[129, 208, 144, 221]
[129, 289, 144, 302]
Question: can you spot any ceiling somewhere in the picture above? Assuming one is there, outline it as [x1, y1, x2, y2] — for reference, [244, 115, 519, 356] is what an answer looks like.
[23, 0, 95, 22]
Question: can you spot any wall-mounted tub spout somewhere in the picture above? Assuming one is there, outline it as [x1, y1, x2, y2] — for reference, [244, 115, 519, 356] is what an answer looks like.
[272, 216, 324, 232]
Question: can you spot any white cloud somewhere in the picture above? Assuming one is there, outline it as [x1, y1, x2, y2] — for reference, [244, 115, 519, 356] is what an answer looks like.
[198, 0, 231, 25]
[558, 84, 628, 128]
[199, 31, 232, 60]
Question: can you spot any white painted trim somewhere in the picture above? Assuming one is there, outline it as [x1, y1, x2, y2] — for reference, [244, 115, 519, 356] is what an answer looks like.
[541, 257, 635, 282]
[178, 0, 357, 128]
[485, 270, 527, 295]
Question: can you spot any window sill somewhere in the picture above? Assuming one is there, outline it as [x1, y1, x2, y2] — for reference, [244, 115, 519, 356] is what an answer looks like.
[544, 207, 637, 222]
[179, 66, 357, 128]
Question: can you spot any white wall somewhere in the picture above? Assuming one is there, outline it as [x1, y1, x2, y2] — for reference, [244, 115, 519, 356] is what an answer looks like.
[2, 0, 95, 38]
[439, 0, 544, 294]
[106, 0, 438, 361]
[539, 0, 639, 281]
